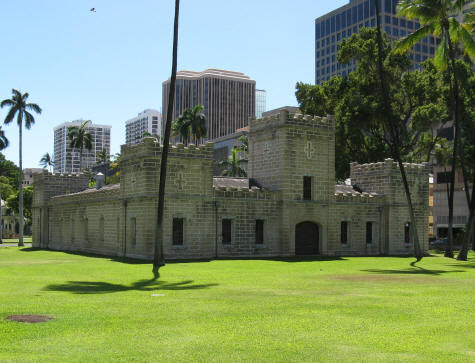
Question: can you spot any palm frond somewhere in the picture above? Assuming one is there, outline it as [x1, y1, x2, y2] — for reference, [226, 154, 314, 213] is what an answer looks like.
[26, 103, 42, 114]
[11, 89, 22, 100]
[24, 111, 35, 129]
[83, 133, 93, 151]
[394, 24, 435, 54]
[3, 106, 17, 124]
[434, 37, 449, 70]
[453, 20, 475, 59]
[0, 99, 15, 108]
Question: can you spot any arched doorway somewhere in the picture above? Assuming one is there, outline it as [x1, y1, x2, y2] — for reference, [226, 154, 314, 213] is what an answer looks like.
[295, 222, 319, 255]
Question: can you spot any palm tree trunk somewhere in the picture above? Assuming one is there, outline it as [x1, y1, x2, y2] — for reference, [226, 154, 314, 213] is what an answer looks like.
[18, 124, 24, 247]
[0, 190, 3, 244]
[457, 172, 475, 260]
[445, 29, 461, 258]
[374, 0, 422, 260]
[153, 0, 180, 276]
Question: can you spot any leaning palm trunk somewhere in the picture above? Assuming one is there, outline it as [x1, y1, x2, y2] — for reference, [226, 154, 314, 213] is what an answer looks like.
[18, 123, 24, 246]
[457, 173, 475, 260]
[374, 0, 422, 260]
[445, 31, 461, 259]
[153, 0, 180, 275]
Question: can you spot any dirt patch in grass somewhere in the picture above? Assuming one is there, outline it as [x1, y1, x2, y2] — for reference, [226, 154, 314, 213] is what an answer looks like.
[6, 315, 52, 323]
[327, 274, 440, 284]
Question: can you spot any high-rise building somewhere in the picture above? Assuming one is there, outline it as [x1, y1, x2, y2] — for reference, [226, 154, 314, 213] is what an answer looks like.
[125, 109, 161, 146]
[315, 0, 438, 84]
[54, 120, 111, 174]
[162, 69, 255, 141]
[256, 89, 266, 119]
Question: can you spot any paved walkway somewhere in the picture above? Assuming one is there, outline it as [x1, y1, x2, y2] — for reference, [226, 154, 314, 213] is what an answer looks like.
[0, 243, 32, 248]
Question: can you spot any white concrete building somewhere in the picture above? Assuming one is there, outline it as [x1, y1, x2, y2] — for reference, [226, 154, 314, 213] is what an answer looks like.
[22, 168, 44, 187]
[54, 120, 111, 174]
[125, 109, 161, 146]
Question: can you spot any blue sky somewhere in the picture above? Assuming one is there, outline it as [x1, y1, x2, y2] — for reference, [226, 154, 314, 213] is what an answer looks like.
[0, 0, 347, 168]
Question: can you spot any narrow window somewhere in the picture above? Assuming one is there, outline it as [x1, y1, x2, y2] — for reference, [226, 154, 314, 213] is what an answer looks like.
[366, 222, 373, 244]
[99, 216, 105, 244]
[173, 218, 184, 245]
[130, 217, 136, 245]
[341, 221, 348, 244]
[255, 220, 264, 245]
[404, 222, 411, 244]
[303, 176, 312, 201]
[222, 219, 232, 244]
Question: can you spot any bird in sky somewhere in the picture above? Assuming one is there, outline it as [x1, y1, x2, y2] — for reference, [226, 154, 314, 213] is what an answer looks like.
[90, 8, 96, 12]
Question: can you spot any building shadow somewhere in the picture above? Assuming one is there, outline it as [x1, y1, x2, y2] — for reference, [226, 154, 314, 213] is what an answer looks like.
[444, 262, 475, 269]
[361, 265, 465, 276]
[43, 278, 218, 295]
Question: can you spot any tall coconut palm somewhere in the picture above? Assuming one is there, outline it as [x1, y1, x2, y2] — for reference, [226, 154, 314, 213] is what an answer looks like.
[1, 89, 42, 246]
[373, 1, 424, 260]
[0, 127, 8, 244]
[39, 152, 54, 172]
[67, 121, 93, 172]
[395, 0, 475, 258]
[153, 0, 180, 276]
[219, 147, 248, 177]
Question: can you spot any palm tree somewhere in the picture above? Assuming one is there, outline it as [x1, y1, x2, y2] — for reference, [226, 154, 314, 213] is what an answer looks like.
[96, 148, 110, 183]
[0, 127, 8, 244]
[395, 0, 475, 258]
[219, 148, 248, 177]
[187, 105, 207, 144]
[67, 121, 93, 172]
[153, 0, 180, 276]
[171, 105, 207, 145]
[374, 1, 424, 260]
[171, 114, 191, 145]
[1, 89, 42, 247]
[238, 135, 248, 158]
[0, 127, 8, 150]
[39, 152, 54, 172]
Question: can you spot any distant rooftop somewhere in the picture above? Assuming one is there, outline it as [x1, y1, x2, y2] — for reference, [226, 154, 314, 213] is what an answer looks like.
[164, 68, 254, 83]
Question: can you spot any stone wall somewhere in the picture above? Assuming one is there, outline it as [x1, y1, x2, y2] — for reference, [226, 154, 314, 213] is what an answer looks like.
[33, 111, 430, 260]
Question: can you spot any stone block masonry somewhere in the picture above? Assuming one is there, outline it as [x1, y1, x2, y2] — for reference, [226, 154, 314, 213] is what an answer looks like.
[33, 110, 429, 260]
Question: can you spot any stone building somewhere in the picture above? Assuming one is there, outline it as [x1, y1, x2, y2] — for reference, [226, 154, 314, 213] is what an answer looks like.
[32, 110, 429, 259]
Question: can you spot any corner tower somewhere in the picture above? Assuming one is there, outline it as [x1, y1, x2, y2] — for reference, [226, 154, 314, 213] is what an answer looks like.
[248, 110, 335, 201]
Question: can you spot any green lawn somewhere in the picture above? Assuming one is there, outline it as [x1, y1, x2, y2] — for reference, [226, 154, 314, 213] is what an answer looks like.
[1, 237, 32, 244]
[0, 249, 474, 362]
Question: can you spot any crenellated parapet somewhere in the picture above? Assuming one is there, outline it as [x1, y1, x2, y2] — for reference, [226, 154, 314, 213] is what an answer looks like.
[32, 170, 90, 208]
[121, 137, 214, 162]
[350, 158, 430, 205]
[213, 186, 279, 200]
[249, 109, 334, 133]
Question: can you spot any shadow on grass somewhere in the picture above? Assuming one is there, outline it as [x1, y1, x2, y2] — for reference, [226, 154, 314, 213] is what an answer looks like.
[361, 264, 466, 275]
[44, 278, 218, 294]
[20, 248, 346, 264]
[444, 262, 475, 269]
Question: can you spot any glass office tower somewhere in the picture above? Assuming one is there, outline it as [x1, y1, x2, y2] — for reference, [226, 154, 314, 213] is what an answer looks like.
[255, 89, 266, 119]
[315, 0, 437, 84]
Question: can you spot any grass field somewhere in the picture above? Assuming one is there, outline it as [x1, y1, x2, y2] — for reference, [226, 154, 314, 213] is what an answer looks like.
[1, 237, 33, 244]
[0, 248, 474, 362]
